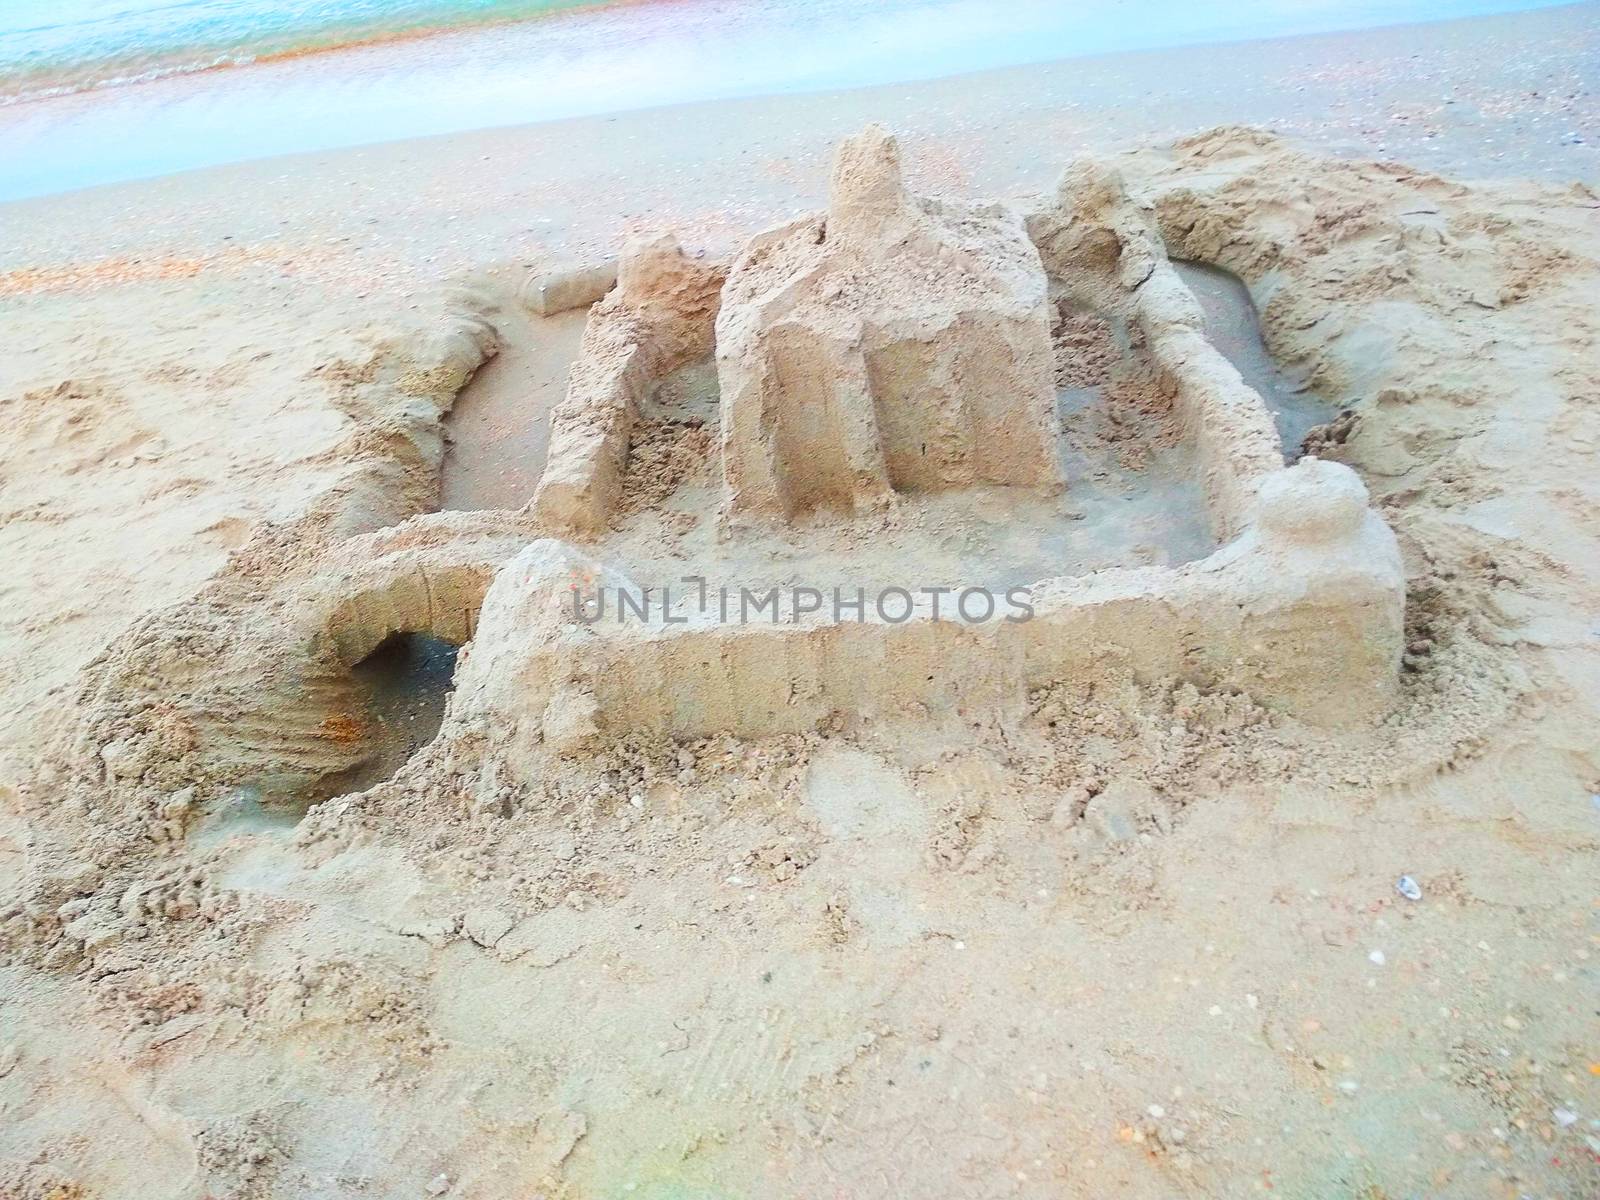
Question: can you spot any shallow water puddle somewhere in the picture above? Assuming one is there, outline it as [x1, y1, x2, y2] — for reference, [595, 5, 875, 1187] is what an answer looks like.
[1173, 260, 1332, 456]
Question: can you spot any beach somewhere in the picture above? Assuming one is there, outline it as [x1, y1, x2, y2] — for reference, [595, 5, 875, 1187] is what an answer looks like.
[0, 0, 1582, 199]
[3, 3, 1600, 1198]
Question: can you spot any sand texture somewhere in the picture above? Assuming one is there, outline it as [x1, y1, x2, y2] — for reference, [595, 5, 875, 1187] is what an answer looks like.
[1, 115, 1599, 1200]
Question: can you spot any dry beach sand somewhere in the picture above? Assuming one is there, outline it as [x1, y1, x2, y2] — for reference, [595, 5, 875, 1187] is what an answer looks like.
[2, 5, 1600, 1199]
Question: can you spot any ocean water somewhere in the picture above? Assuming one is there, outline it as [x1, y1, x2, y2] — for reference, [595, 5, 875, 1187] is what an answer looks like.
[0, 0, 1571, 200]
[0, 0, 615, 100]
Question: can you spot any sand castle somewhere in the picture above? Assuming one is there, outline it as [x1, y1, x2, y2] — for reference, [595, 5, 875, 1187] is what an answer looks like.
[74, 126, 1405, 800]
[488, 126, 1405, 753]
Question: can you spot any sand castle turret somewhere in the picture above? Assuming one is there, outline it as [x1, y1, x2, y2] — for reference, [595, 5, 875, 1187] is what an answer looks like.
[714, 124, 1063, 519]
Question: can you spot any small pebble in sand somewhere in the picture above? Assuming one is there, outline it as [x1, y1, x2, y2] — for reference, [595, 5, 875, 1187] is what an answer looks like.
[1369, 949, 1386, 966]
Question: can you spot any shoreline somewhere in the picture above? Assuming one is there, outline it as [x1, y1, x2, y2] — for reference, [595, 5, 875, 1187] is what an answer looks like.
[2, 2, 1594, 293]
[0, 0, 631, 107]
[1, 0, 1592, 203]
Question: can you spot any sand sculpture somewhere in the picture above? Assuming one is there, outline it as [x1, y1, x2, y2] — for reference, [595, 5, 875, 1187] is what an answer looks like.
[714, 124, 1063, 518]
[74, 126, 1405, 801]
[492, 126, 1404, 753]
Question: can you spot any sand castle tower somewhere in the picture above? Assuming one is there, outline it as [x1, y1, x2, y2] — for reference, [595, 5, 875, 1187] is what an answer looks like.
[715, 124, 1063, 519]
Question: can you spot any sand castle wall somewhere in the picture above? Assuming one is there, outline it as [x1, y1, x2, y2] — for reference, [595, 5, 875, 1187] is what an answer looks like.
[452, 456, 1403, 757]
[529, 234, 723, 535]
[1027, 162, 1284, 539]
